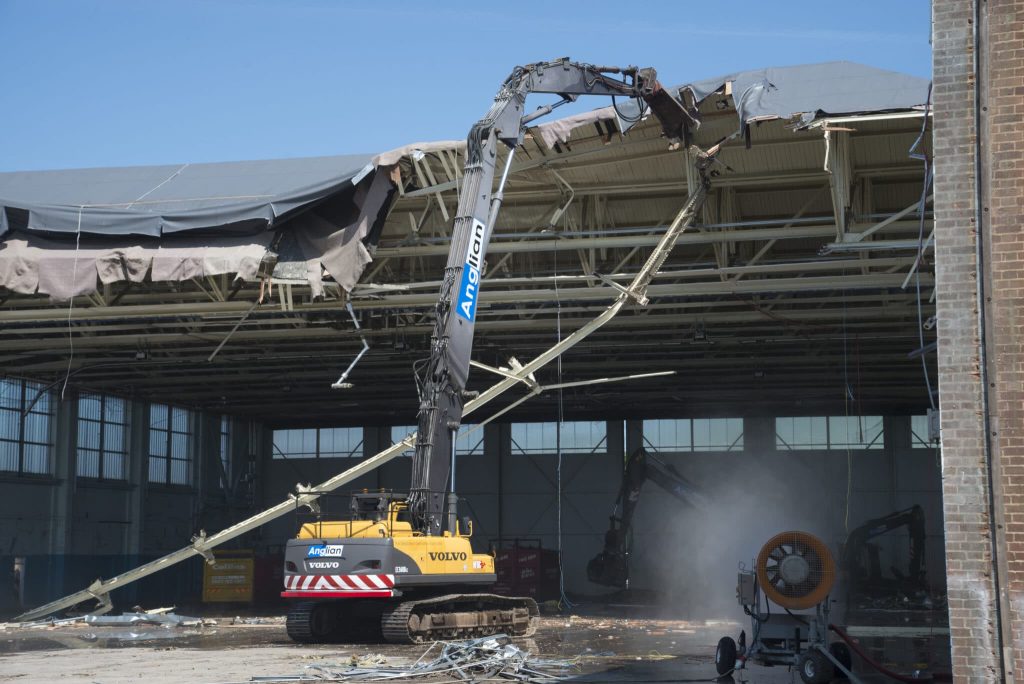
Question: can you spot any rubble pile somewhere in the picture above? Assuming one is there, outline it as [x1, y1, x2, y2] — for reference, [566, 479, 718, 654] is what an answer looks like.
[253, 634, 575, 683]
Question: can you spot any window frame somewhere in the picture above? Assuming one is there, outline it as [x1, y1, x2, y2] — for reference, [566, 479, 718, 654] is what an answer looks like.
[389, 424, 483, 457]
[272, 427, 364, 460]
[219, 415, 231, 488]
[774, 415, 884, 451]
[910, 414, 937, 449]
[642, 417, 745, 453]
[148, 403, 193, 486]
[76, 392, 128, 481]
[510, 421, 608, 456]
[0, 377, 55, 476]
[390, 425, 417, 457]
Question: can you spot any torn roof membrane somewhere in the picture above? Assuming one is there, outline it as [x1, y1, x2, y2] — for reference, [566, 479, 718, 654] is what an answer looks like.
[533, 61, 930, 149]
[682, 61, 930, 128]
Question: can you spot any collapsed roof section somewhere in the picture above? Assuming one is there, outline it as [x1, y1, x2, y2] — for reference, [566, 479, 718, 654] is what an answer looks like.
[683, 61, 930, 127]
[0, 61, 929, 304]
[0, 61, 935, 422]
[535, 61, 930, 149]
[0, 153, 400, 300]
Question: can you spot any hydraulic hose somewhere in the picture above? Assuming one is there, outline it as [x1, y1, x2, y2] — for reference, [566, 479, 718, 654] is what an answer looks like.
[828, 624, 951, 683]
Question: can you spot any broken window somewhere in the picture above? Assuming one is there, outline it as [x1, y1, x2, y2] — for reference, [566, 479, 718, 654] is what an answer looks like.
[390, 425, 416, 457]
[454, 425, 483, 455]
[273, 428, 317, 459]
[829, 416, 884, 449]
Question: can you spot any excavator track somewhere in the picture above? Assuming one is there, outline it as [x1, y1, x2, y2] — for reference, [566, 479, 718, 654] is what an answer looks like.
[287, 600, 384, 643]
[381, 594, 539, 644]
[286, 601, 327, 643]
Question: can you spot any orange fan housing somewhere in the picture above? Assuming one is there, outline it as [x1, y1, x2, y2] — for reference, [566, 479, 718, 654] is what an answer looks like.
[755, 531, 836, 610]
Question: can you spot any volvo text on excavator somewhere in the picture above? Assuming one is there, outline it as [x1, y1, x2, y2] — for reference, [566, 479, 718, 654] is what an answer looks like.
[281, 59, 698, 644]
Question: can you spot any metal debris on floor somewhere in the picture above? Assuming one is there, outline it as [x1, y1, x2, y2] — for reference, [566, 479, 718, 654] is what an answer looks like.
[0, 611, 220, 643]
[253, 634, 576, 682]
[10, 611, 216, 629]
[232, 616, 287, 625]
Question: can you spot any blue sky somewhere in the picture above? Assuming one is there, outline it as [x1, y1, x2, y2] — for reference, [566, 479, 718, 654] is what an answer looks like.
[0, 0, 932, 171]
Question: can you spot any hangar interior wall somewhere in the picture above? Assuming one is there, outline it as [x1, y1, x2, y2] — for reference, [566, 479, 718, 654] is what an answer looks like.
[260, 416, 945, 614]
[1, 390, 943, 618]
[0, 391, 265, 614]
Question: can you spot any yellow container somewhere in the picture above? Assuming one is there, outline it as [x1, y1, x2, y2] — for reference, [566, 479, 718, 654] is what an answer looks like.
[202, 550, 254, 603]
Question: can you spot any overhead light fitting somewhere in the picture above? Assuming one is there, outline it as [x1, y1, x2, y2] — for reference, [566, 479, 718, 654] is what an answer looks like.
[819, 238, 933, 255]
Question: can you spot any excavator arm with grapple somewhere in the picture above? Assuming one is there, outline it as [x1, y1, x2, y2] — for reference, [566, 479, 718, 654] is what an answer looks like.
[282, 59, 696, 644]
[587, 448, 701, 588]
[407, 60, 693, 537]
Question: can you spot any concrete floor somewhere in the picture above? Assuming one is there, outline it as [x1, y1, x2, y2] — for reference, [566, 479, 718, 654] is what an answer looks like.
[0, 608, 951, 683]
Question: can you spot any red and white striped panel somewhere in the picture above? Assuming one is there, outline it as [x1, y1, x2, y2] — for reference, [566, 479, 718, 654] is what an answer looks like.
[281, 574, 396, 599]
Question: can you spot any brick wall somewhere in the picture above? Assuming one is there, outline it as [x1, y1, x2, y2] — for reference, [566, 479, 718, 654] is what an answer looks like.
[981, 0, 1024, 678]
[933, 1, 1024, 681]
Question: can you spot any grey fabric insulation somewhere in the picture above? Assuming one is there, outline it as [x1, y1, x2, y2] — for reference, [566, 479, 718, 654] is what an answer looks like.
[0, 232, 274, 301]
[0, 152, 409, 300]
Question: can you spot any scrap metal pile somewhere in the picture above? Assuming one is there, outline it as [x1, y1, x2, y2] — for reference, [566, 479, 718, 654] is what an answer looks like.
[253, 635, 575, 683]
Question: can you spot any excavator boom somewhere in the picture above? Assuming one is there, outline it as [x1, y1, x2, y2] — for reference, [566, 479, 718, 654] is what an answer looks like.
[408, 59, 694, 535]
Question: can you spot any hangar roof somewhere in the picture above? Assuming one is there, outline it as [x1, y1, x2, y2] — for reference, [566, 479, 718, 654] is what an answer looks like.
[0, 62, 935, 425]
[0, 154, 376, 238]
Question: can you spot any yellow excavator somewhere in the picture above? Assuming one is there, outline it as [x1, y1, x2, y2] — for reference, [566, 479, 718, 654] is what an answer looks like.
[282, 58, 695, 644]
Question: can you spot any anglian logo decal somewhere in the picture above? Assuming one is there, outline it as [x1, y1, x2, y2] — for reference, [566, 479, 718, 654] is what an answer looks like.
[455, 219, 486, 322]
[307, 544, 344, 558]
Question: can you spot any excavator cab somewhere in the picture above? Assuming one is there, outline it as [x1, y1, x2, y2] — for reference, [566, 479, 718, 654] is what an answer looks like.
[348, 491, 407, 522]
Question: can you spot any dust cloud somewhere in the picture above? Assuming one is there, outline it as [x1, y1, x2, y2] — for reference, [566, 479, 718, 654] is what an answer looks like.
[625, 451, 840, 620]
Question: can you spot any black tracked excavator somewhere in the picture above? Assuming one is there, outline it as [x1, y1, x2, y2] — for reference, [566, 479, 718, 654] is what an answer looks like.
[588, 448, 702, 589]
[842, 504, 929, 604]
